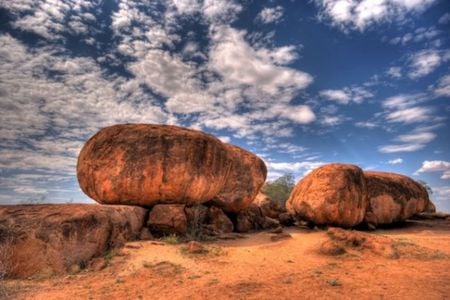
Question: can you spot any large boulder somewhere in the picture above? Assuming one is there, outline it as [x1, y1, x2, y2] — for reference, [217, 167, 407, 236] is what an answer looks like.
[286, 164, 367, 227]
[77, 124, 231, 206]
[209, 144, 267, 212]
[0, 204, 146, 278]
[147, 204, 188, 236]
[364, 171, 431, 226]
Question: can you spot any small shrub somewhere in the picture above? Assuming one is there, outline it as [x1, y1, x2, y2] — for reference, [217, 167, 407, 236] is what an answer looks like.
[0, 225, 15, 297]
[161, 234, 181, 244]
[327, 278, 341, 287]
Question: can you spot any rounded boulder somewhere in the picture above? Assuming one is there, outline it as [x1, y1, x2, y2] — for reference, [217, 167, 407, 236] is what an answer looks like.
[77, 124, 231, 206]
[363, 171, 431, 226]
[286, 164, 367, 227]
[209, 144, 267, 213]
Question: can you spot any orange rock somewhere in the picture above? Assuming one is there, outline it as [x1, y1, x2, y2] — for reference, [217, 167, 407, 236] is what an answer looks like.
[147, 204, 187, 236]
[286, 164, 367, 227]
[364, 171, 431, 226]
[210, 144, 267, 212]
[0, 204, 146, 278]
[77, 124, 231, 206]
[206, 206, 234, 233]
[252, 192, 284, 219]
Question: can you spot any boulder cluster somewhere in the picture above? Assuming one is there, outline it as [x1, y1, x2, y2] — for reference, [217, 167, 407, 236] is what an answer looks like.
[286, 163, 435, 228]
[1, 124, 438, 278]
[76, 124, 283, 238]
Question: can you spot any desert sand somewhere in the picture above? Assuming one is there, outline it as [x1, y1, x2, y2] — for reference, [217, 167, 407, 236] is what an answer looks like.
[3, 218, 449, 300]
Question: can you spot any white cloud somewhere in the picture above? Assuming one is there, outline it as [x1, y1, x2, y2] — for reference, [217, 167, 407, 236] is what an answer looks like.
[320, 89, 350, 103]
[379, 131, 436, 153]
[209, 26, 312, 95]
[314, 0, 436, 31]
[416, 160, 450, 179]
[0, 0, 99, 40]
[438, 13, 450, 24]
[203, 0, 242, 23]
[382, 93, 434, 124]
[388, 158, 403, 164]
[387, 66, 402, 78]
[390, 26, 440, 46]
[320, 86, 373, 104]
[408, 49, 446, 79]
[386, 106, 433, 124]
[267, 161, 326, 179]
[257, 6, 284, 24]
[432, 75, 450, 98]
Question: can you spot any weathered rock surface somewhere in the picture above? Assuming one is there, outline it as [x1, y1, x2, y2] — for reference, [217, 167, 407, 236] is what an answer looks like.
[364, 171, 431, 226]
[252, 192, 284, 219]
[0, 204, 146, 278]
[205, 206, 234, 234]
[425, 200, 436, 213]
[147, 204, 187, 236]
[286, 164, 367, 228]
[209, 144, 267, 213]
[77, 124, 231, 206]
[235, 204, 280, 233]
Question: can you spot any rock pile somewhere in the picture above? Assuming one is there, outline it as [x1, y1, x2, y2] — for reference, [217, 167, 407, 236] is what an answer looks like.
[286, 163, 434, 228]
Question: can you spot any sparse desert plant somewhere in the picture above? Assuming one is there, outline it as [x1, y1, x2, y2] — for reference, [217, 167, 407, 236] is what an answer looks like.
[161, 234, 181, 244]
[0, 225, 15, 297]
[185, 205, 210, 242]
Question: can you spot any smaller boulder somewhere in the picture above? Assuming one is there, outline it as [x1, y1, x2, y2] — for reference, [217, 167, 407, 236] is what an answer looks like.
[278, 212, 296, 227]
[253, 192, 285, 219]
[235, 204, 280, 233]
[148, 204, 187, 236]
[286, 164, 367, 227]
[206, 206, 234, 234]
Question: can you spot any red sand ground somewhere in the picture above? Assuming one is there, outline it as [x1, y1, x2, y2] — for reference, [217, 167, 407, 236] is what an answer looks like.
[3, 219, 450, 300]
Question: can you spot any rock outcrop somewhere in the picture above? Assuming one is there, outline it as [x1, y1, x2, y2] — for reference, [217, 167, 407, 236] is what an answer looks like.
[0, 204, 146, 278]
[209, 144, 267, 213]
[77, 124, 232, 206]
[364, 171, 430, 226]
[286, 164, 367, 228]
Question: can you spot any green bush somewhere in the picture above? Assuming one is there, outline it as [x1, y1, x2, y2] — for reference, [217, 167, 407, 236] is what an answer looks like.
[261, 173, 296, 207]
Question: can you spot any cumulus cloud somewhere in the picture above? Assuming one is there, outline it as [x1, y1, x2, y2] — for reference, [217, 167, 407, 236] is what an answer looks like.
[314, 0, 436, 31]
[416, 160, 450, 179]
[256, 6, 284, 24]
[209, 26, 312, 95]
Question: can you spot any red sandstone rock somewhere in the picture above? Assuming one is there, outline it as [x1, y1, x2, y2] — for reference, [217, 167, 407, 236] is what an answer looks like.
[252, 192, 284, 219]
[206, 206, 234, 233]
[0, 204, 146, 278]
[286, 164, 367, 227]
[77, 124, 231, 206]
[210, 144, 267, 213]
[364, 171, 431, 226]
[147, 204, 187, 236]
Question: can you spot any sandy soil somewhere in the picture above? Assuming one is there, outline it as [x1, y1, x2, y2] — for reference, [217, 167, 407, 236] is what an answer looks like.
[4, 219, 450, 300]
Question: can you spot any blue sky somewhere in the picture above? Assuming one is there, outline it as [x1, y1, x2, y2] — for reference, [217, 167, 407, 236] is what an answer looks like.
[0, 0, 449, 211]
